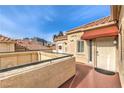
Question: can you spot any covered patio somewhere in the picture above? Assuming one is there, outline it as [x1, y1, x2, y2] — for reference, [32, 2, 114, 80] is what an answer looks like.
[60, 62, 121, 88]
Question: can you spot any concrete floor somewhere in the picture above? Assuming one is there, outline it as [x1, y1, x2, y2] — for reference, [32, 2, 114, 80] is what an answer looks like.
[60, 62, 121, 88]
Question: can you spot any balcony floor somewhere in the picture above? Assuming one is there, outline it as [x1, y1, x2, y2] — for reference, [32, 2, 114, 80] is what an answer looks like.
[59, 62, 121, 88]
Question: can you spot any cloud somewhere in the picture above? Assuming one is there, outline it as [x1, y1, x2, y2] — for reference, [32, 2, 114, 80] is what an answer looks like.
[0, 5, 110, 41]
[0, 6, 57, 40]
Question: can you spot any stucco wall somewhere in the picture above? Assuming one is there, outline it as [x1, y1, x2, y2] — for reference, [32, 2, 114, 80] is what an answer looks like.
[0, 51, 38, 69]
[0, 43, 15, 53]
[38, 51, 65, 61]
[0, 51, 68, 70]
[118, 6, 124, 87]
[55, 40, 67, 53]
[0, 57, 75, 88]
[67, 32, 88, 63]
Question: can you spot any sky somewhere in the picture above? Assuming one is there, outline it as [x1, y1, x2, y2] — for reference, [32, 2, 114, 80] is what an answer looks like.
[0, 5, 110, 41]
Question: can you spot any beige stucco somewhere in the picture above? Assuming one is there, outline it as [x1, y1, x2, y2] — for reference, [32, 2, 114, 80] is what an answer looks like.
[0, 43, 15, 53]
[116, 5, 124, 87]
[0, 51, 38, 69]
[0, 51, 67, 70]
[67, 32, 89, 63]
[53, 9, 118, 71]
[0, 57, 75, 88]
[55, 40, 68, 53]
[54, 28, 117, 68]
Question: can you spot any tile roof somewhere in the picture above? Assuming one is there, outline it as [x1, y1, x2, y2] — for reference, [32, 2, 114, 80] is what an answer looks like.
[0, 35, 15, 43]
[81, 16, 112, 28]
[67, 16, 114, 34]
[16, 40, 50, 51]
[53, 35, 67, 42]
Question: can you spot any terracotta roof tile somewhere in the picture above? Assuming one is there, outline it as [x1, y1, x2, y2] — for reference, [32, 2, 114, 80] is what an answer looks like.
[16, 40, 50, 50]
[0, 35, 15, 43]
[82, 16, 111, 28]
[67, 16, 113, 34]
[53, 35, 67, 42]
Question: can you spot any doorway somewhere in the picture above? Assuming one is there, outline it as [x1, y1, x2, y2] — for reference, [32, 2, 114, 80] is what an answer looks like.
[88, 40, 92, 63]
[96, 37, 116, 72]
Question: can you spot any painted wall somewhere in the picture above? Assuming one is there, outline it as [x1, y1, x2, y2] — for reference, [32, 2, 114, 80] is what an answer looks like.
[0, 51, 38, 69]
[55, 40, 68, 53]
[0, 43, 15, 53]
[0, 51, 66, 70]
[118, 6, 124, 87]
[67, 32, 89, 63]
[0, 57, 75, 88]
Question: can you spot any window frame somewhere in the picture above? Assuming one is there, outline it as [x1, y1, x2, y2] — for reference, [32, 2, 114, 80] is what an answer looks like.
[76, 40, 84, 54]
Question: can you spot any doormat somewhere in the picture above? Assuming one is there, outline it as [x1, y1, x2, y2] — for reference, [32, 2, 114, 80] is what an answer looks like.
[94, 68, 115, 75]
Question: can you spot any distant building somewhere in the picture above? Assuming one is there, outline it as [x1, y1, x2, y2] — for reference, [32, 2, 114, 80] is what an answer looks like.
[0, 35, 52, 52]
[0, 35, 15, 53]
[53, 32, 67, 53]
[15, 39, 51, 52]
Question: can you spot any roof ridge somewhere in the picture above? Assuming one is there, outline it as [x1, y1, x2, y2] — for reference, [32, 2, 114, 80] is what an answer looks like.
[82, 16, 111, 27]
[85, 16, 110, 24]
[66, 16, 112, 34]
[0, 34, 15, 42]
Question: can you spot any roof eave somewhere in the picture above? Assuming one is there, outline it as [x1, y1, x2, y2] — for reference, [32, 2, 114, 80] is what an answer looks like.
[82, 21, 117, 32]
[66, 21, 117, 35]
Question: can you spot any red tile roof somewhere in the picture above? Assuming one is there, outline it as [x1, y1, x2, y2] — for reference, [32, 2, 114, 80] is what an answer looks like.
[67, 16, 114, 34]
[53, 35, 67, 42]
[16, 40, 50, 51]
[0, 35, 15, 43]
[82, 16, 112, 28]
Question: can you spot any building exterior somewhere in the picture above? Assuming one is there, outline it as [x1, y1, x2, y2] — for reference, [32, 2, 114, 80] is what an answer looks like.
[81, 17, 118, 72]
[54, 6, 124, 87]
[111, 5, 124, 87]
[54, 16, 118, 72]
[0, 35, 15, 53]
[0, 5, 124, 88]
[53, 34, 68, 53]
[0, 35, 75, 88]
[66, 28, 89, 64]
[16, 39, 51, 52]
[0, 35, 52, 52]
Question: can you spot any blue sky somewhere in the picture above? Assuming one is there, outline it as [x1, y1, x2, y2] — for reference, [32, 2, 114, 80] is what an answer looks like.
[0, 5, 110, 41]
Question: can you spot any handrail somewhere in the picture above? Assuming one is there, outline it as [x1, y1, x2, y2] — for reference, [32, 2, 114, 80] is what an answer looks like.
[0, 50, 71, 56]
[0, 54, 73, 73]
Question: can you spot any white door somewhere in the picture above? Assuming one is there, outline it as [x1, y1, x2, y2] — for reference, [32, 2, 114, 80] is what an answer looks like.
[96, 37, 116, 72]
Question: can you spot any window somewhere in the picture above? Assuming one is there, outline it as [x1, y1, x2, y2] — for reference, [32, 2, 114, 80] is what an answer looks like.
[58, 46, 62, 50]
[77, 40, 84, 53]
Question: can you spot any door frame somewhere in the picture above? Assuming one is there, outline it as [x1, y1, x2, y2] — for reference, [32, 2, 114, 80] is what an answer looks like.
[95, 37, 117, 71]
[88, 40, 92, 63]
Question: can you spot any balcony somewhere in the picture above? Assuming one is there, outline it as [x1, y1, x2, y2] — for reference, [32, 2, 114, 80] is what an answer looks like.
[0, 51, 121, 88]
[60, 62, 121, 88]
[0, 51, 76, 88]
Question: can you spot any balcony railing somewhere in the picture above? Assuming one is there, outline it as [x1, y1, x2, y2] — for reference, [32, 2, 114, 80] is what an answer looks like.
[0, 51, 75, 88]
[0, 51, 73, 72]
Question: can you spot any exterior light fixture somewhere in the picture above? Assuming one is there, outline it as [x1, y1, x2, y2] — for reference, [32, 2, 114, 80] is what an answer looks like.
[113, 39, 117, 45]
